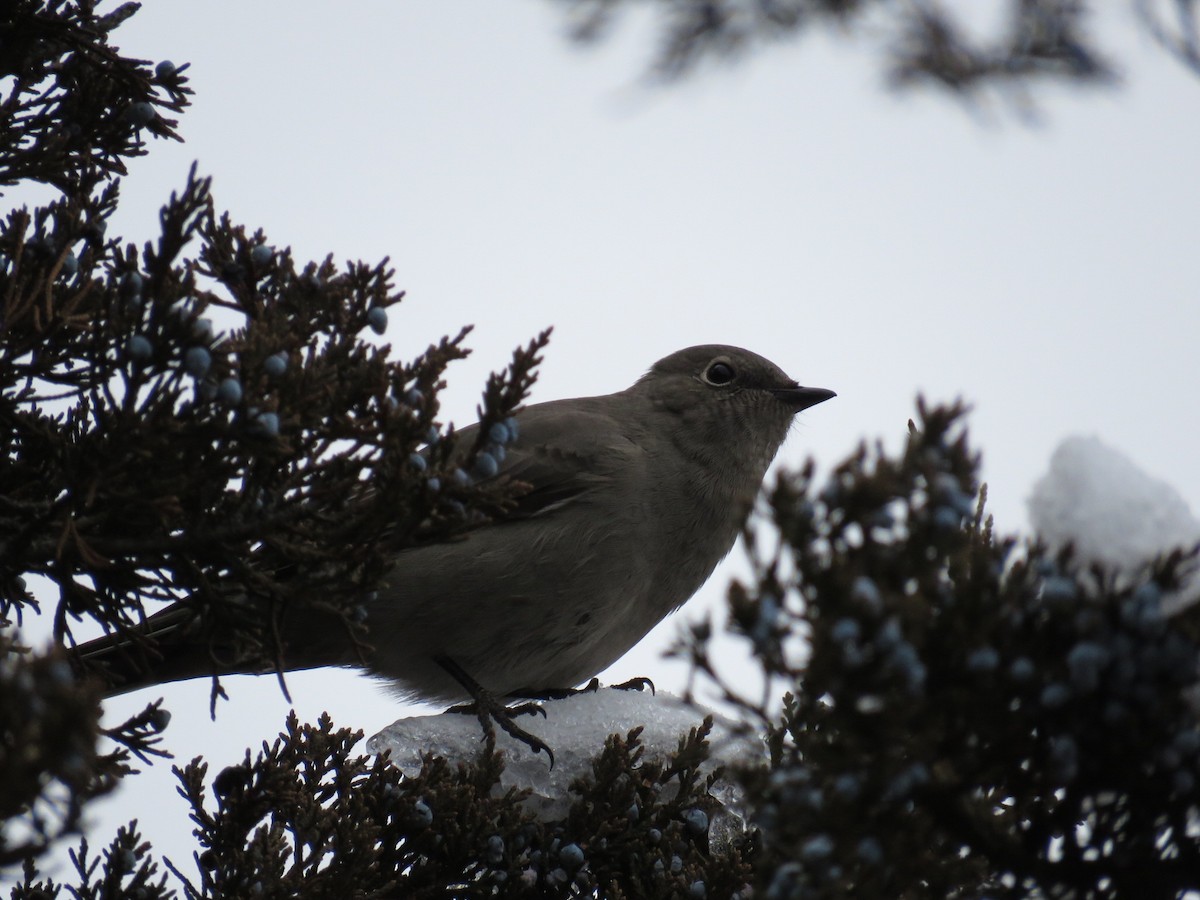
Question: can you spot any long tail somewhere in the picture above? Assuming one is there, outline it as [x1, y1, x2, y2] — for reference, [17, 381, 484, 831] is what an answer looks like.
[73, 605, 236, 697]
[75, 602, 364, 700]
[72, 602, 358, 698]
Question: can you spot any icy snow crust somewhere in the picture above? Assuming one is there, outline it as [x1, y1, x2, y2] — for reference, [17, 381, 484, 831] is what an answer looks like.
[1029, 435, 1200, 573]
[367, 688, 759, 831]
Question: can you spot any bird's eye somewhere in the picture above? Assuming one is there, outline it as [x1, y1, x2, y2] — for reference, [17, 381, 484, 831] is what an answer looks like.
[704, 361, 735, 385]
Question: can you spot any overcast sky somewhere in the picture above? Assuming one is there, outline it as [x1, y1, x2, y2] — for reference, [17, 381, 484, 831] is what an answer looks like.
[12, 0, 1200, 882]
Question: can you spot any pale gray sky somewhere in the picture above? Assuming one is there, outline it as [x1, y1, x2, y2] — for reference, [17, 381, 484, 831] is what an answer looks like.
[11, 0, 1200, 883]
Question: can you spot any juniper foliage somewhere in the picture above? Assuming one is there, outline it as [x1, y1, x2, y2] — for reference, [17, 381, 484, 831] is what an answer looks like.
[557, 0, 1200, 99]
[678, 402, 1200, 897]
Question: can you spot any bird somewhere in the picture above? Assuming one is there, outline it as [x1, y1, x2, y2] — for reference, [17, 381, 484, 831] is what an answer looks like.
[75, 345, 834, 756]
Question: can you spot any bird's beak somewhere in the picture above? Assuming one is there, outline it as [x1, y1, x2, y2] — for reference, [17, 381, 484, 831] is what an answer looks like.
[771, 385, 837, 411]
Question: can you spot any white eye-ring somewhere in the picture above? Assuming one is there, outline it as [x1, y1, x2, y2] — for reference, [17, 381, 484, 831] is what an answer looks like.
[703, 360, 736, 385]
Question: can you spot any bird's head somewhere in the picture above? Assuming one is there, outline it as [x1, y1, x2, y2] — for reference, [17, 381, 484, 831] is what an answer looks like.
[632, 344, 835, 473]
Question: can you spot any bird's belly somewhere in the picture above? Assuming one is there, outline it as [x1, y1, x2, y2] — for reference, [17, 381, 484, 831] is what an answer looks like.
[365, 521, 670, 701]
[364, 487, 738, 703]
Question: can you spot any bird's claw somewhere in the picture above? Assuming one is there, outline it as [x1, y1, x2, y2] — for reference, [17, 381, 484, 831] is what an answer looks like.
[610, 676, 655, 695]
[508, 675, 655, 700]
[508, 700, 548, 719]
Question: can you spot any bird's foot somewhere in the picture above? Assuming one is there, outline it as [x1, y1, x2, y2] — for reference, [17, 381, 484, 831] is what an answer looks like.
[445, 698, 546, 719]
[447, 697, 555, 767]
[508, 675, 656, 699]
[508, 679, 597, 701]
[437, 655, 555, 767]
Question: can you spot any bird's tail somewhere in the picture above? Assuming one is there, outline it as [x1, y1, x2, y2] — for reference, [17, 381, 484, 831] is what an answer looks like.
[72, 601, 362, 698]
[72, 605, 232, 697]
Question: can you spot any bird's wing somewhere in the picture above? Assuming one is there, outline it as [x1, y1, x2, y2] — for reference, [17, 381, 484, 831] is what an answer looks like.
[476, 396, 643, 520]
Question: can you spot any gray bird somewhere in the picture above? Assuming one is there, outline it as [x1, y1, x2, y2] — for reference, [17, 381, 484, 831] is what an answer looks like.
[78, 345, 833, 751]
